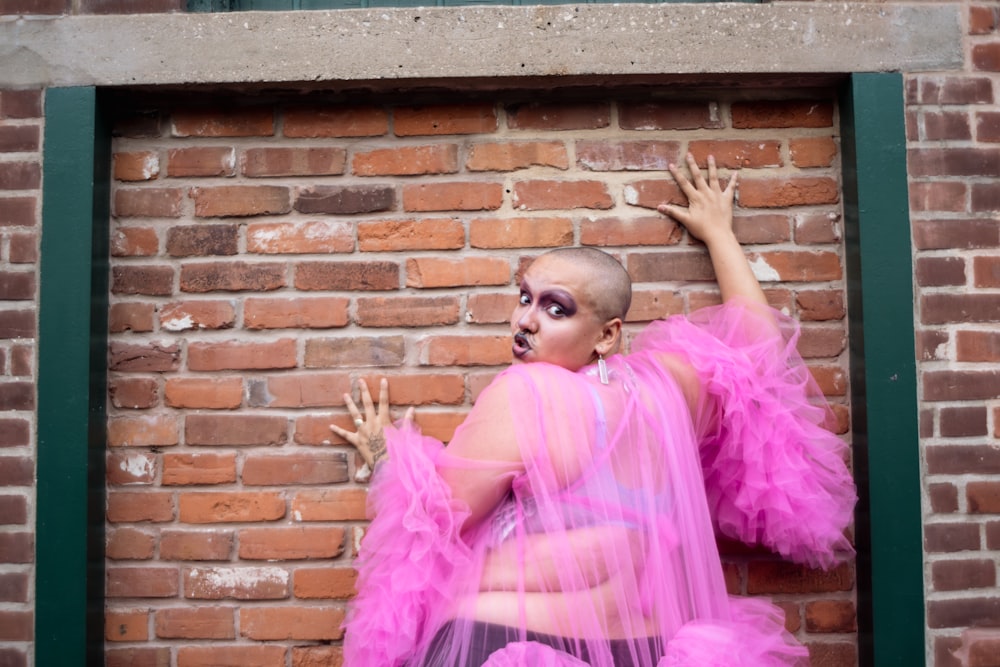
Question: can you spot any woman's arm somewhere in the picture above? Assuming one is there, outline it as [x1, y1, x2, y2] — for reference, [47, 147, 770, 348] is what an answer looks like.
[659, 153, 767, 307]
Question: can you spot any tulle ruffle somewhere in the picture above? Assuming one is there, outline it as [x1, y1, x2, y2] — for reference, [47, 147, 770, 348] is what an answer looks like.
[634, 299, 856, 569]
[342, 424, 472, 667]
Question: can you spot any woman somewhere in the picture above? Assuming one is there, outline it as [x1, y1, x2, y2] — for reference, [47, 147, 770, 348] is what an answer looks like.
[333, 155, 857, 666]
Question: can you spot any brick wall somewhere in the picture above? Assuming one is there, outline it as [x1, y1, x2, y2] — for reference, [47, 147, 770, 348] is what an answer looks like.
[101, 92, 855, 666]
[0, 88, 41, 667]
[912, 5, 1000, 665]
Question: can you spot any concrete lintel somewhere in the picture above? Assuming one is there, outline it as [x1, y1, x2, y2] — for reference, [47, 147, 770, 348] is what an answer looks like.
[0, 3, 963, 88]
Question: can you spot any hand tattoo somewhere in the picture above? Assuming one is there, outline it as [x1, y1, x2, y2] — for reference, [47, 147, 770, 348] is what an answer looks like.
[369, 431, 388, 469]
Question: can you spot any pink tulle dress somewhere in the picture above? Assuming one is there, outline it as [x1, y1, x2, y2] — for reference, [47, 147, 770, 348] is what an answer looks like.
[343, 300, 857, 667]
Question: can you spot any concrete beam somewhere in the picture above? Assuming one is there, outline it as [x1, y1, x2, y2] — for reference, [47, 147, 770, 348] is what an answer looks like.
[0, 3, 963, 88]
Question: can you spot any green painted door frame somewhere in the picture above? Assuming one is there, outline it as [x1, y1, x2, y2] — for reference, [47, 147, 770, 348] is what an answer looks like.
[36, 73, 923, 665]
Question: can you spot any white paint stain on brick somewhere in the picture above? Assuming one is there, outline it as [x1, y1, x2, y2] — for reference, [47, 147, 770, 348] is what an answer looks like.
[119, 454, 154, 481]
[748, 256, 781, 282]
[161, 313, 194, 332]
[140, 153, 159, 180]
[189, 566, 288, 593]
[623, 185, 639, 206]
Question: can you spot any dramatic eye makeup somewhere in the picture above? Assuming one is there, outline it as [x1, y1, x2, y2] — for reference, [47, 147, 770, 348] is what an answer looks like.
[518, 280, 578, 317]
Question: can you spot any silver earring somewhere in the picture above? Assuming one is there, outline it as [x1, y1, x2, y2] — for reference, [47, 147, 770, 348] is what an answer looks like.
[598, 354, 609, 385]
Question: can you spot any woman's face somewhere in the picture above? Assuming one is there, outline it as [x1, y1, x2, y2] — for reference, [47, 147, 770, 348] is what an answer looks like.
[510, 254, 610, 372]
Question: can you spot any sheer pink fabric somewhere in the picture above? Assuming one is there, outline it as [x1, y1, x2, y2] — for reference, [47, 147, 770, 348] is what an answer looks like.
[344, 300, 856, 666]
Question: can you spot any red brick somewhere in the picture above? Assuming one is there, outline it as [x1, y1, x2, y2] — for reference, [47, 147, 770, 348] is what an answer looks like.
[283, 106, 388, 138]
[238, 526, 345, 560]
[293, 413, 357, 446]
[917, 328, 950, 362]
[165, 147, 235, 177]
[618, 101, 723, 130]
[113, 151, 159, 181]
[164, 377, 242, 409]
[107, 415, 179, 447]
[794, 212, 840, 244]
[0, 90, 42, 118]
[804, 600, 857, 633]
[507, 102, 610, 131]
[176, 645, 286, 667]
[246, 220, 353, 255]
[911, 147, 1000, 177]
[162, 453, 237, 486]
[106, 491, 174, 523]
[80, 0, 185, 13]
[111, 226, 159, 257]
[963, 629, 1000, 667]
[155, 607, 235, 639]
[469, 216, 573, 249]
[249, 372, 352, 409]
[0, 312, 34, 340]
[358, 218, 465, 252]
[806, 642, 857, 667]
[797, 326, 846, 358]
[243, 146, 346, 177]
[0, 610, 31, 641]
[925, 76, 995, 105]
[970, 5, 998, 34]
[114, 187, 184, 218]
[913, 219, 1000, 250]
[191, 185, 290, 217]
[294, 184, 395, 215]
[403, 182, 503, 212]
[159, 300, 236, 331]
[420, 334, 511, 366]
[625, 289, 684, 323]
[0, 271, 34, 300]
[789, 137, 838, 168]
[939, 406, 990, 438]
[294, 260, 398, 291]
[0, 197, 35, 227]
[184, 414, 288, 446]
[111, 264, 174, 296]
[925, 523, 981, 552]
[0, 456, 31, 486]
[0, 125, 38, 153]
[746, 561, 853, 594]
[923, 294, 1000, 324]
[916, 256, 966, 287]
[8, 232, 38, 262]
[109, 303, 156, 334]
[106, 450, 157, 485]
[576, 140, 680, 171]
[106, 527, 155, 560]
[579, 215, 681, 247]
[240, 606, 344, 641]
[0, 572, 29, 601]
[291, 489, 367, 522]
[183, 566, 289, 600]
[244, 296, 349, 329]
[0, 647, 29, 667]
[292, 567, 357, 601]
[0, 532, 32, 563]
[106, 609, 149, 641]
[688, 140, 782, 169]
[411, 411, 468, 443]
[624, 178, 685, 210]
[978, 110, 1000, 143]
[957, 329, 1000, 362]
[929, 482, 960, 514]
[737, 177, 839, 208]
[172, 108, 274, 137]
[242, 453, 348, 485]
[628, 250, 715, 282]
[0, 418, 28, 447]
[9, 344, 30, 376]
[179, 491, 285, 523]
[968, 482, 1000, 513]
[112, 110, 163, 139]
[924, 110, 973, 141]
[928, 597, 1000, 629]
[406, 256, 509, 288]
[974, 255, 1000, 286]
[303, 335, 405, 369]
[466, 141, 568, 172]
[353, 144, 458, 176]
[511, 179, 613, 211]
[0, 494, 27, 525]
[0, 162, 40, 190]
[972, 181, 1000, 211]
[355, 295, 461, 327]
[292, 645, 343, 667]
[909, 182, 969, 213]
[932, 559, 997, 591]
[159, 530, 233, 561]
[166, 224, 238, 257]
[394, 104, 497, 136]
[187, 338, 296, 371]
[106, 566, 179, 598]
[731, 100, 834, 128]
[466, 292, 518, 324]
[733, 213, 792, 244]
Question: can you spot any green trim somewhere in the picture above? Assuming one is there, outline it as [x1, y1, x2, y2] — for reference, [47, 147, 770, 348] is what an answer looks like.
[37, 86, 110, 664]
[840, 73, 923, 666]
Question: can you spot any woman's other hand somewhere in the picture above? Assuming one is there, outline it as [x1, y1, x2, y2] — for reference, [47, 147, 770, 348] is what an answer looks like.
[658, 152, 737, 246]
[330, 378, 412, 472]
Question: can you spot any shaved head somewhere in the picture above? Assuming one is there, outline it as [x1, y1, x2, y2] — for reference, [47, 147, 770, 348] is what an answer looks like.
[533, 247, 632, 322]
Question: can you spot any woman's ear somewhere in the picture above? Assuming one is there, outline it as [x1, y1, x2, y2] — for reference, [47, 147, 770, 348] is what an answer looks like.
[596, 317, 623, 357]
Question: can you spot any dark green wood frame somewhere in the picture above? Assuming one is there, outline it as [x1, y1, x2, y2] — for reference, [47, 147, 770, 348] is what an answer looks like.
[35, 73, 922, 665]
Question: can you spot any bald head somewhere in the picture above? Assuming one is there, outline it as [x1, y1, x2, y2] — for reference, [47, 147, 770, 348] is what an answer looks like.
[534, 247, 632, 322]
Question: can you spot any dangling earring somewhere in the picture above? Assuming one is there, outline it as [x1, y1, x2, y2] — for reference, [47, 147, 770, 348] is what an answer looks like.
[598, 353, 609, 385]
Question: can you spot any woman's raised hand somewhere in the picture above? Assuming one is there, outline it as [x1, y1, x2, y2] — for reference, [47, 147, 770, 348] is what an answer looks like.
[330, 378, 412, 472]
[658, 153, 737, 246]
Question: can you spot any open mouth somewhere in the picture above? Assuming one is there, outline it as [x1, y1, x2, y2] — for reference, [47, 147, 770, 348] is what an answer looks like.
[512, 331, 532, 358]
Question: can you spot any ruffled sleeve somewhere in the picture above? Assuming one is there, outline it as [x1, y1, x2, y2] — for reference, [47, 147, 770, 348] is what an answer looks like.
[632, 298, 856, 569]
[342, 423, 473, 667]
